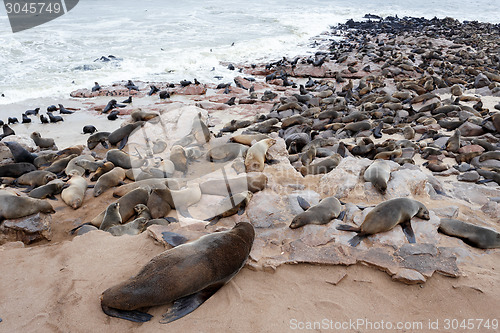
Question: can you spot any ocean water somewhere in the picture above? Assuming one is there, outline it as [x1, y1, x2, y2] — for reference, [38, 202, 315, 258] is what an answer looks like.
[0, 0, 499, 107]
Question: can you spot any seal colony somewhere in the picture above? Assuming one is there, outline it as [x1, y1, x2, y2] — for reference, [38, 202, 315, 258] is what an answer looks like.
[0, 15, 499, 328]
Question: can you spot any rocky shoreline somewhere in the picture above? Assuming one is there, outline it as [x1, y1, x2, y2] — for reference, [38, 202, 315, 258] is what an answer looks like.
[0, 15, 499, 330]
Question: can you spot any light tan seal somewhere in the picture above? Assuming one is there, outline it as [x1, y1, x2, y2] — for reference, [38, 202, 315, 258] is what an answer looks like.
[337, 198, 430, 247]
[289, 196, 342, 229]
[0, 190, 55, 220]
[93, 167, 126, 197]
[61, 175, 88, 209]
[244, 138, 276, 172]
[90, 161, 115, 182]
[438, 218, 500, 249]
[363, 159, 391, 194]
[100, 222, 255, 323]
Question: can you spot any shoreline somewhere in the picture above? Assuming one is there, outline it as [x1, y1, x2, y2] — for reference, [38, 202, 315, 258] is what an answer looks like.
[1, 15, 500, 332]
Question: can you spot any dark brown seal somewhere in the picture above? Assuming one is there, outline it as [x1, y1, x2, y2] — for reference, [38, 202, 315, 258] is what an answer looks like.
[100, 222, 255, 323]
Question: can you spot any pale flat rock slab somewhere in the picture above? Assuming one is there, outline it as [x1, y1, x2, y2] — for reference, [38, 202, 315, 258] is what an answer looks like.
[0, 213, 52, 245]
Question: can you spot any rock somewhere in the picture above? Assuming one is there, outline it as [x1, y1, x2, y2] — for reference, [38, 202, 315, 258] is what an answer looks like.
[175, 84, 207, 95]
[287, 190, 320, 215]
[451, 182, 500, 205]
[392, 269, 427, 284]
[319, 156, 372, 198]
[432, 206, 459, 218]
[457, 171, 480, 182]
[246, 190, 288, 228]
[458, 145, 484, 154]
[386, 168, 429, 198]
[0, 135, 37, 151]
[481, 201, 500, 218]
[458, 122, 484, 137]
[474, 73, 491, 89]
[0, 213, 52, 245]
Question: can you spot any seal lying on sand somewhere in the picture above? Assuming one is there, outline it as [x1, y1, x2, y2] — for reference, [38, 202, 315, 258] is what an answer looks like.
[101, 222, 255, 323]
[337, 198, 430, 247]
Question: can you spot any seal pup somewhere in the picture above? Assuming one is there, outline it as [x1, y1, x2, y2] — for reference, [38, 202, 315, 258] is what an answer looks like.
[61, 174, 88, 209]
[99, 203, 123, 231]
[83, 125, 98, 135]
[30, 132, 55, 149]
[289, 196, 342, 229]
[87, 131, 110, 149]
[244, 138, 276, 172]
[438, 219, 500, 249]
[16, 170, 57, 191]
[337, 198, 430, 247]
[363, 159, 391, 194]
[0, 190, 55, 220]
[107, 217, 148, 236]
[28, 179, 65, 200]
[90, 161, 114, 181]
[206, 191, 253, 225]
[100, 222, 255, 323]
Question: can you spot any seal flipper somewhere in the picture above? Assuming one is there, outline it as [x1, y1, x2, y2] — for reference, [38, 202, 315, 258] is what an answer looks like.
[237, 203, 246, 215]
[337, 209, 346, 221]
[400, 220, 416, 243]
[205, 216, 220, 226]
[101, 304, 153, 323]
[118, 136, 129, 150]
[176, 207, 192, 218]
[297, 196, 311, 211]
[162, 232, 188, 247]
[101, 141, 109, 149]
[160, 284, 223, 324]
[348, 234, 364, 247]
[336, 224, 360, 232]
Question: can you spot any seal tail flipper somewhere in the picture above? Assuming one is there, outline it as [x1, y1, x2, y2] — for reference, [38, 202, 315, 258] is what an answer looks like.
[101, 304, 152, 323]
[336, 224, 360, 232]
[176, 207, 192, 218]
[161, 232, 188, 247]
[160, 284, 223, 324]
[205, 216, 220, 227]
[400, 220, 416, 243]
[348, 235, 364, 247]
[297, 196, 311, 211]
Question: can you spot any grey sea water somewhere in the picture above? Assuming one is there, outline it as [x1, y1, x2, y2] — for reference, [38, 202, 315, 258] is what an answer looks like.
[0, 0, 499, 106]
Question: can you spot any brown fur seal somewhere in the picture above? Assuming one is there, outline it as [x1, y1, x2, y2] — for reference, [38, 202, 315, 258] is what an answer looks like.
[99, 203, 122, 231]
[363, 160, 391, 194]
[244, 138, 276, 172]
[131, 110, 159, 122]
[106, 149, 144, 169]
[94, 167, 126, 197]
[107, 217, 148, 236]
[289, 196, 342, 229]
[374, 148, 402, 160]
[65, 155, 95, 177]
[229, 133, 270, 146]
[146, 188, 173, 219]
[439, 219, 500, 249]
[74, 159, 105, 173]
[206, 143, 247, 163]
[61, 175, 88, 209]
[16, 170, 56, 189]
[112, 178, 184, 197]
[478, 151, 500, 162]
[300, 146, 316, 166]
[148, 184, 201, 218]
[90, 162, 115, 182]
[0, 163, 37, 178]
[28, 179, 65, 199]
[100, 222, 255, 323]
[0, 190, 55, 220]
[206, 191, 253, 225]
[108, 121, 145, 148]
[30, 132, 55, 149]
[44, 154, 78, 174]
[300, 153, 341, 176]
[337, 198, 430, 247]
[445, 130, 461, 153]
[170, 145, 188, 172]
[87, 132, 110, 150]
[90, 188, 150, 227]
[492, 113, 500, 133]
